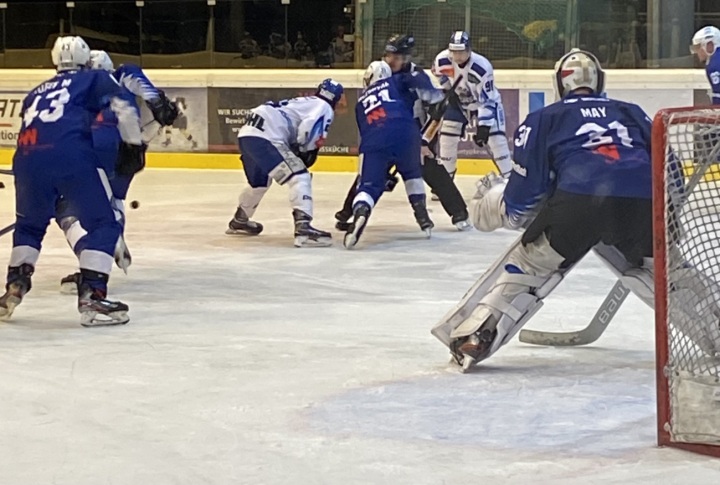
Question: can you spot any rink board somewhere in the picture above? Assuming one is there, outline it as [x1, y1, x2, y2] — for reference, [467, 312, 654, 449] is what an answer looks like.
[0, 148, 498, 175]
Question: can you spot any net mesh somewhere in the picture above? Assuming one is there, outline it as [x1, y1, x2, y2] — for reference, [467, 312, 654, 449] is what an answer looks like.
[657, 108, 720, 448]
[370, 0, 567, 68]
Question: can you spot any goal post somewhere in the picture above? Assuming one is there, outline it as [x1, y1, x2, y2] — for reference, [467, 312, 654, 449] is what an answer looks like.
[652, 106, 720, 457]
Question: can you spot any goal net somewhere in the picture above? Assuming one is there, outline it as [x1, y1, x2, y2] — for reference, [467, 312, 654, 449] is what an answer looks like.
[653, 106, 720, 456]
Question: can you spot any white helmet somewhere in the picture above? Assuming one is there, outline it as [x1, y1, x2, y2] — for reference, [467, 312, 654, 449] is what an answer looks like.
[691, 26, 720, 61]
[51, 36, 91, 71]
[363, 60, 392, 88]
[89, 50, 114, 71]
[552, 48, 605, 99]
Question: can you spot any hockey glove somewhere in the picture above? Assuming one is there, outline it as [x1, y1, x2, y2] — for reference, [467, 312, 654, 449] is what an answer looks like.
[147, 91, 179, 127]
[116, 143, 148, 176]
[298, 149, 319, 168]
[473, 125, 491, 148]
[470, 173, 507, 232]
[384, 170, 399, 192]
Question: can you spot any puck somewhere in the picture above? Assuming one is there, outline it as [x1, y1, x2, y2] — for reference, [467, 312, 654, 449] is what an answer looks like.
[0, 181, 4, 189]
[130, 200, 140, 209]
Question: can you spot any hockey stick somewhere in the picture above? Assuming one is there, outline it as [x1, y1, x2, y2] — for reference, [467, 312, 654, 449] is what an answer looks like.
[421, 75, 464, 145]
[518, 279, 630, 346]
[0, 223, 15, 238]
[0, 168, 13, 176]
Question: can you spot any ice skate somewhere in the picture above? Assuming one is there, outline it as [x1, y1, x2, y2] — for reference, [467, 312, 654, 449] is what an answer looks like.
[452, 210, 473, 231]
[114, 235, 132, 274]
[411, 199, 434, 238]
[60, 272, 81, 295]
[334, 209, 352, 232]
[343, 202, 371, 250]
[0, 264, 33, 321]
[78, 286, 129, 327]
[453, 328, 497, 373]
[226, 207, 264, 236]
[293, 209, 332, 248]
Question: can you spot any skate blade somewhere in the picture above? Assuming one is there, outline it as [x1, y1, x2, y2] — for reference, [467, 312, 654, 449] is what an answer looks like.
[423, 228, 432, 239]
[455, 221, 473, 231]
[225, 228, 261, 236]
[461, 354, 476, 373]
[0, 297, 20, 321]
[343, 233, 358, 249]
[80, 311, 129, 327]
[343, 215, 367, 250]
[294, 236, 333, 248]
[60, 282, 78, 295]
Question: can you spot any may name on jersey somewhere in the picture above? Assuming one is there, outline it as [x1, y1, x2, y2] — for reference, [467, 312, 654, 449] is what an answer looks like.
[505, 94, 652, 226]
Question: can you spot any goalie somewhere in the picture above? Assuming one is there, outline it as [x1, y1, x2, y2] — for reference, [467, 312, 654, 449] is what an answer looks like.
[432, 49, 660, 371]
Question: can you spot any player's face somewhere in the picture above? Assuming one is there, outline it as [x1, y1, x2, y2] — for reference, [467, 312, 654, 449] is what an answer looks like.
[383, 53, 408, 72]
[449, 49, 470, 64]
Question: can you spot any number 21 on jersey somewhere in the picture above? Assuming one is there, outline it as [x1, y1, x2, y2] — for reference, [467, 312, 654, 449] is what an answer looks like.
[361, 88, 392, 124]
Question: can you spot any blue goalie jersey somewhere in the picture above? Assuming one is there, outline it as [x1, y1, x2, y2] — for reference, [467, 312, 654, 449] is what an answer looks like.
[505, 93, 652, 225]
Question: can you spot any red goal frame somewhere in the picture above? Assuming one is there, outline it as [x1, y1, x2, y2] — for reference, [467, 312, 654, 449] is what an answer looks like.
[652, 106, 720, 457]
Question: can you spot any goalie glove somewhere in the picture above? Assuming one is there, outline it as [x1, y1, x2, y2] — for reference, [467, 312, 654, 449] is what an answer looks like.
[469, 172, 507, 232]
[147, 91, 179, 127]
[116, 143, 148, 176]
[473, 125, 491, 148]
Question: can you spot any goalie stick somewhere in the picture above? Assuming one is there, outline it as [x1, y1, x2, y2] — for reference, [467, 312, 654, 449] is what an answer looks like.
[518, 279, 630, 346]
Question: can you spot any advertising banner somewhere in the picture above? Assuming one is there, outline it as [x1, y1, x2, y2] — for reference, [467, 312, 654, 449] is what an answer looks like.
[207, 87, 359, 155]
[145, 88, 208, 153]
[0, 91, 24, 148]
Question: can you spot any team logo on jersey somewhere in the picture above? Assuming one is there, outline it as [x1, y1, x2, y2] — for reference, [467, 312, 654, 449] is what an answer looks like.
[17, 127, 38, 146]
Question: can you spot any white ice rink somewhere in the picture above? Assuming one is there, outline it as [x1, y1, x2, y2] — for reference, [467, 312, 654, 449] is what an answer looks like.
[0, 170, 719, 484]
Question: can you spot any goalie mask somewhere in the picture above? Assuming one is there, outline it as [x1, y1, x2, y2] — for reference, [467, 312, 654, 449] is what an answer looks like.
[691, 26, 720, 63]
[553, 48, 605, 100]
[363, 60, 392, 88]
[51, 36, 91, 72]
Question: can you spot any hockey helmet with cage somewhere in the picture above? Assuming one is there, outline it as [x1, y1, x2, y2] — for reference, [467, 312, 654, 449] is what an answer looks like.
[385, 34, 415, 56]
[316, 78, 344, 108]
[691, 26, 720, 62]
[448, 31, 471, 64]
[363, 60, 392, 88]
[51, 36, 91, 72]
[89, 50, 114, 72]
[552, 48, 605, 99]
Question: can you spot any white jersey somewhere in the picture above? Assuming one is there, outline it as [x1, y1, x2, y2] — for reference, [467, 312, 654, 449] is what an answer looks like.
[237, 96, 334, 152]
[431, 50, 503, 127]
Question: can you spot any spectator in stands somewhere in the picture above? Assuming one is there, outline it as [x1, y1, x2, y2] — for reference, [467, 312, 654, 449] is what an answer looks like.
[330, 25, 353, 63]
[239, 31, 260, 59]
[294, 32, 312, 61]
[268, 32, 292, 59]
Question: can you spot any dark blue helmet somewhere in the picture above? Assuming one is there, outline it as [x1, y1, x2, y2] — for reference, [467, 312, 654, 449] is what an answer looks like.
[385, 34, 415, 56]
[316, 78, 344, 108]
[449, 31, 471, 51]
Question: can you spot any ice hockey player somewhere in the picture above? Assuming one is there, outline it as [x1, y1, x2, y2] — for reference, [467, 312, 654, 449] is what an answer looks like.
[432, 49, 662, 371]
[0, 36, 144, 326]
[431, 31, 512, 181]
[57, 50, 178, 293]
[226, 79, 344, 247]
[690, 26, 720, 104]
[334, 34, 471, 232]
[343, 60, 445, 249]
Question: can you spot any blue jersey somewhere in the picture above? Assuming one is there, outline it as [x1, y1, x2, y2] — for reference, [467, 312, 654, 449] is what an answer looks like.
[16, 69, 123, 153]
[92, 86, 140, 173]
[505, 93, 652, 227]
[356, 70, 442, 151]
[706, 52, 720, 105]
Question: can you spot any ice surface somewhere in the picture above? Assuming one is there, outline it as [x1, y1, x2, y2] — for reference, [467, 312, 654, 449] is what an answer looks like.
[0, 170, 718, 485]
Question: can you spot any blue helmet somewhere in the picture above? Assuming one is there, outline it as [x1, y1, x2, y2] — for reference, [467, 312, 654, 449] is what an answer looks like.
[448, 31, 471, 51]
[316, 78, 344, 108]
